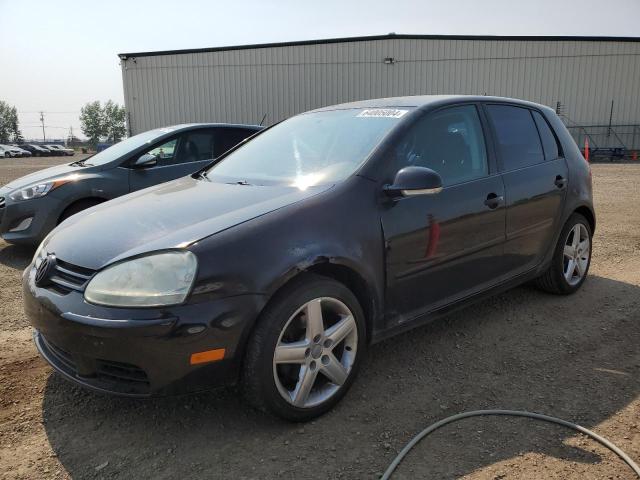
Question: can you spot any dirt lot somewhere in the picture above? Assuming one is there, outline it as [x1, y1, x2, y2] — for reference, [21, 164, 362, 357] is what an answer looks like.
[0, 158, 638, 479]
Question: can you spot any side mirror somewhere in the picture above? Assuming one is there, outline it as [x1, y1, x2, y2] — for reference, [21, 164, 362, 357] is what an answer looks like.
[133, 153, 158, 168]
[384, 166, 443, 198]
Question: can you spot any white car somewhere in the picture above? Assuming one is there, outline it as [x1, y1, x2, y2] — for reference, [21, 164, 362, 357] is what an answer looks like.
[0, 144, 30, 157]
[45, 144, 75, 156]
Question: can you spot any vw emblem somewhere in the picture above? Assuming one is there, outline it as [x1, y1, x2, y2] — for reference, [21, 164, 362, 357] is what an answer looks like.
[35, 254, 56, 287]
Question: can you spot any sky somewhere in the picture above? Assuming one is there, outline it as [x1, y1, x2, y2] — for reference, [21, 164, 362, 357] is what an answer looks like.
[1, 0, 639, 141]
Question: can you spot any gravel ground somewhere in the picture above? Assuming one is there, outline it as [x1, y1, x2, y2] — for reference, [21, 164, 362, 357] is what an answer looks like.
[0, 158, 638, 479]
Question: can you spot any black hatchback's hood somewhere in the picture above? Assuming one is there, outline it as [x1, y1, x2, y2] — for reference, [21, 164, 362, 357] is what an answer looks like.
[46, 176, 331, 270]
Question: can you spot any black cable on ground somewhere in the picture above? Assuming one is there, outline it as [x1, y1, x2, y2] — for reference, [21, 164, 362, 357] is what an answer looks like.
[382, 409, 640, 479]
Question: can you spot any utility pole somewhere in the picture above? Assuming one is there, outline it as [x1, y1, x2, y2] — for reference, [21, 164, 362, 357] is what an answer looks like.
[39, 111, 46, 142]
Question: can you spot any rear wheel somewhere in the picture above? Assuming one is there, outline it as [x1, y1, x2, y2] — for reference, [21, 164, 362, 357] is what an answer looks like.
[242, 274, 366, 421]
[535, 213, 592, 294]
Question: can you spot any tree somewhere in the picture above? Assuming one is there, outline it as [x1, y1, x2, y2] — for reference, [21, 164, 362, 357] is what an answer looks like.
[80, 100, 127, 146]
[79, 101, 105, 146]
[103, 100, 126, 142]
[0, 101, 19, 144]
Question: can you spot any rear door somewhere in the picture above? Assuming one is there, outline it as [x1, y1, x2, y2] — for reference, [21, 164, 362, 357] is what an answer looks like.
[381, 104, 507, 323]
[484, 104, 568, 276]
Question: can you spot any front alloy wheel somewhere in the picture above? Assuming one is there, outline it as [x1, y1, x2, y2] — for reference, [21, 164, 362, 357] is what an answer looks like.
[273, 297, 358, 408]
[242, 274, 365, 421]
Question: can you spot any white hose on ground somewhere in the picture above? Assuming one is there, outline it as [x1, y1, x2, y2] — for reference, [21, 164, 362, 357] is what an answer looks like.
[381, 409, 640, 479]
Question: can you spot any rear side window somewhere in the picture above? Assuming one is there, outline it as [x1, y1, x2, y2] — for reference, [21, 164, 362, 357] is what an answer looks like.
[532, 111, 560, 160]
[177, 130, 216, 162]
[215, 128, 257, 157]
[486, 105, 544, 171]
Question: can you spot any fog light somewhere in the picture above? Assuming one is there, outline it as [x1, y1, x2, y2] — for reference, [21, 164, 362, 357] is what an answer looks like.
[9, 217, 33, 232]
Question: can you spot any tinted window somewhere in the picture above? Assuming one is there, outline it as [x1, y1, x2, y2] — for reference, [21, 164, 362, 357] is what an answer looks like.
[392, 105, 488, 186]
[175, 130, 216, 163]
[532, 110, 560, 160]
[487, 105, 544, 170]
[215, 127, 257, 157]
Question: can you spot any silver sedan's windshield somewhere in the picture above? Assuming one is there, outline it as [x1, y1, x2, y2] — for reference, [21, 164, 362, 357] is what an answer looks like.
[79, 127, 179, 166]
[206, 108, 412, 188]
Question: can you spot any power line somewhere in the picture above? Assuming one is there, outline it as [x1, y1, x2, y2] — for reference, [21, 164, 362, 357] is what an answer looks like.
[18, 111, 80, 114]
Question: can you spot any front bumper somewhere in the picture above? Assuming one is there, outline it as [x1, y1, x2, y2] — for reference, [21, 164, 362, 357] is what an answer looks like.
[0, 188, 62, 245]
[23, 264, 264, 396]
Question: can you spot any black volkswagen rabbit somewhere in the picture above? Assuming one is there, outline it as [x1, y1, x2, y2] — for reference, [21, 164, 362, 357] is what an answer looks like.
[24, 96, 594, 421]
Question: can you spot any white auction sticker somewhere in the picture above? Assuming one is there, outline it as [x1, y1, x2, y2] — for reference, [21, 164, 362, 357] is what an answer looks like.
[357, 109, 409, 118]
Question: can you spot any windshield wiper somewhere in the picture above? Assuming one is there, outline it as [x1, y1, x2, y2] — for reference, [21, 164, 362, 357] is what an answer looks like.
[231, 180, 252, 186]
[69, 159, 93, 167]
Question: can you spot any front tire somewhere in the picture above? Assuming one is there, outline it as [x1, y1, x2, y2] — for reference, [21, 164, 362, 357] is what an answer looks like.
[535, 213, 592, 294]
[242, 274, 366, 421]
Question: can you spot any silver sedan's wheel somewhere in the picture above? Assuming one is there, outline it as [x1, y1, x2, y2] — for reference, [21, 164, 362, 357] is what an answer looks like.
[273, 297, 358, 409]
[563, 223, 590, 286]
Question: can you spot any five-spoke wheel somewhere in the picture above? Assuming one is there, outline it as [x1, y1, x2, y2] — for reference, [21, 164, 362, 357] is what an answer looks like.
[242, 274, 365, 421]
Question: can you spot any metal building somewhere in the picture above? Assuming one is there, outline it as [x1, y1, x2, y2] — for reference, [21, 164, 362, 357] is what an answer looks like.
[119, 34, 640, 150]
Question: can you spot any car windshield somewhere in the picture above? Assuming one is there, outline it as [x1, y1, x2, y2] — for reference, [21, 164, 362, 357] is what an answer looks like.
[205, 108, 411, 188]
[78, 128, 178, 166]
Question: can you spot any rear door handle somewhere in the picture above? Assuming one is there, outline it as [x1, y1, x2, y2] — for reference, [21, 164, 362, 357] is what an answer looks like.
[555, 175, 567, 189]
[484, 192, 504, 209]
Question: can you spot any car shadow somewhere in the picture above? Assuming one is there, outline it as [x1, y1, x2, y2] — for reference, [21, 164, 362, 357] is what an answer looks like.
[41, 275, 639, 479]
[0, 242, 34, 270]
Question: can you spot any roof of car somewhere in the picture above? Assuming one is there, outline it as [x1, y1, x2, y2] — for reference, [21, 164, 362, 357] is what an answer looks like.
[163, 123, 264, 131]
[309, 95, 549, 112]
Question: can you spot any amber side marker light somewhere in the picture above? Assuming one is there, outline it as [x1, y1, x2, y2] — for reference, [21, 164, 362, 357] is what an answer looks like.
[190, 348, 226, 365]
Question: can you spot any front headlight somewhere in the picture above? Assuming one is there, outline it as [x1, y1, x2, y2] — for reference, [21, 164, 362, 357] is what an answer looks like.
[10, 176, 79, 201]
[84, 251, 198, 307]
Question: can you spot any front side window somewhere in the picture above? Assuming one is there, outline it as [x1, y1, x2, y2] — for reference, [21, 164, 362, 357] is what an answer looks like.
[145, 138, 177, 166]
[206, 108, 410, 188]
[392, 105, 489, 186]
[486, 105, 545, 170]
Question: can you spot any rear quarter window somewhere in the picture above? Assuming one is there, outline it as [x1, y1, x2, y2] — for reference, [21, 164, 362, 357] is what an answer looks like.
[532, 110, 561, 160]
[486, 105, 545, 171]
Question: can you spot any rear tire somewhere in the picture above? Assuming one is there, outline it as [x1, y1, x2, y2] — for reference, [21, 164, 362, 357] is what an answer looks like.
[535, 213, 592, 294]
[58, 199, 104, 224]
[242, 274, 366, 421]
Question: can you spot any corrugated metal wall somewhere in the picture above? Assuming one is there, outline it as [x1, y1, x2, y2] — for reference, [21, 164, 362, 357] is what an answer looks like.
[120, 37, 640, 147]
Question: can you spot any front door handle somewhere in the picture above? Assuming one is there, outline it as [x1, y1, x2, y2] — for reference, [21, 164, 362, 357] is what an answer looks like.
[555, 175, 567, 189]
[484, 192, 504, 209]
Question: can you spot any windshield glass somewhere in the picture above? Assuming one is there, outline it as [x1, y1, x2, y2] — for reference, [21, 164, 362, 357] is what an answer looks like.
[79, 128, 177, 166]
[206, 108, 411, 188]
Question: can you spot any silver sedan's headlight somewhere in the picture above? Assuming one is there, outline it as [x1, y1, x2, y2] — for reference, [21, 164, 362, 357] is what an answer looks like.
[84, 251, 198, 307]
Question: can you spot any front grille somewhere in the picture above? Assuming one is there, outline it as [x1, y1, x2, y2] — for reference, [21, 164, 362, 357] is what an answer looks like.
[39, 334, 151, 395]
[48, 257, 95, 294]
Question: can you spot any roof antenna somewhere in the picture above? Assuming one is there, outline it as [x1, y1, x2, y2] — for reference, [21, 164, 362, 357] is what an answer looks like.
[259, 114, 267, 126]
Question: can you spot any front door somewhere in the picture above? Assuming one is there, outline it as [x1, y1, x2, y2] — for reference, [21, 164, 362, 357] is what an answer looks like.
[128, 129, 217, 192]
[381, 104, 507, 325]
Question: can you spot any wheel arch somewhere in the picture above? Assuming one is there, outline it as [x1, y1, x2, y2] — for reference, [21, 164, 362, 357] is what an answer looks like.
[574, 205, 596, 234]
[263, 258, 380, 344]
[57, 196, 108, 224]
